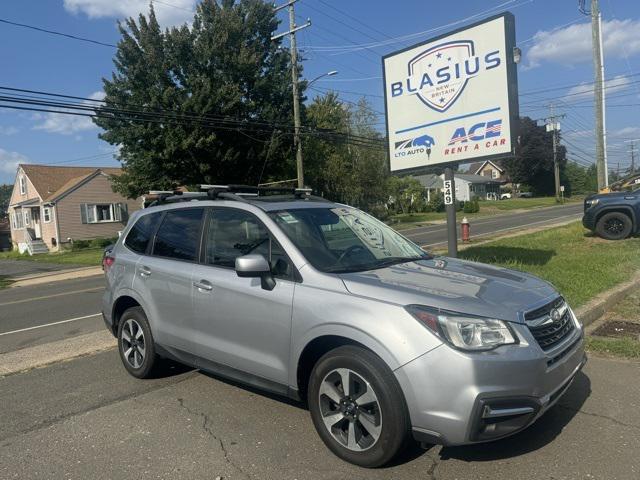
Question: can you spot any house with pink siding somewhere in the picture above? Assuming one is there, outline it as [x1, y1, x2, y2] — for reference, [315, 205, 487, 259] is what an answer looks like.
[8, 164, 141, 254]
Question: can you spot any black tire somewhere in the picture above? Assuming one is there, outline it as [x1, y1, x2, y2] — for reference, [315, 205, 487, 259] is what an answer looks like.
[308, 345, 410, 468]
[117, 306, 159, 379]
[595, 212, 633, 240]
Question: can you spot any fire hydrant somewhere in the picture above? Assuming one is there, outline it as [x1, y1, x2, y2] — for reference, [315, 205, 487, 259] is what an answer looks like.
[461, 216, 470, 242]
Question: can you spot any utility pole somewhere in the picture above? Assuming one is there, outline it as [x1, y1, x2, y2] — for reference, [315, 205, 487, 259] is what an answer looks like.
[545, 104, 565, 202]
[580, 0, 608, 189]
[272, 1, 311, 189]
[625, 140, 638, 174]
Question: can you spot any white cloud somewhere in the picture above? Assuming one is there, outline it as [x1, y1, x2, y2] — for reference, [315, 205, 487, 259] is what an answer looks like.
[609, 126, 640, 138]
[0, 126, 19, 135]
[33, 91, 104, 136]
[564, 75, 632, 103]
[63, 0, 196, 27]
[526, 19, 640, 68]
[0, 149, 28, 175]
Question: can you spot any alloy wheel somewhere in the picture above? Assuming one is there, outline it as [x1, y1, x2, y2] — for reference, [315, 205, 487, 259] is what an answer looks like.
[121, 318, 146, 369]
[318, 368, 382, 451]
[604, 218, 624, 234]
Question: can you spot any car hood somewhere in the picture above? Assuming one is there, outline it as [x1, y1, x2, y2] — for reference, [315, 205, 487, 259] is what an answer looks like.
[339, 257, 558, 323]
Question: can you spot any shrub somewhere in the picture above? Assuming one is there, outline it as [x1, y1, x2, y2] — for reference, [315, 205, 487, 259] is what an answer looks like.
[71, 236, 118, 251]
[463, 198, 480, 214]
[427, 191, 445, 213]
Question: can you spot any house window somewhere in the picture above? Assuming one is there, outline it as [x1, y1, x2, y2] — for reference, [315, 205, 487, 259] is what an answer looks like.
[19, 176, 26, 195]
[43, 207, 52, 223]
[13, 212, 24, 229]
[24, 209, 31, 226]
[81, 203, 126, 224]
[492, 169, 499, 179]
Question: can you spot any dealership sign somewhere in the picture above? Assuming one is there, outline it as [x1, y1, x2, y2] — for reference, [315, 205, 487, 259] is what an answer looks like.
[383, 13, 519, 173]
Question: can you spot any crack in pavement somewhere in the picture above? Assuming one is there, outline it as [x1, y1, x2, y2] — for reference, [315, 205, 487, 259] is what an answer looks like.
[177, 397, 252, 480]
[558, 404, 640, 431]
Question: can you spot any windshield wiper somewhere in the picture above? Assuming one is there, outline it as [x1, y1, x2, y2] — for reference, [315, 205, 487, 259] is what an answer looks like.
[325, 255, 429, 274]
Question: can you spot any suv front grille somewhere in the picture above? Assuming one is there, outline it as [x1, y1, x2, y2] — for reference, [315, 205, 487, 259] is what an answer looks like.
[525, 298, 576, 352]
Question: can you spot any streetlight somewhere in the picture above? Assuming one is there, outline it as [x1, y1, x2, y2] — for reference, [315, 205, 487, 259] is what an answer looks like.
[307, 70, 338, 88]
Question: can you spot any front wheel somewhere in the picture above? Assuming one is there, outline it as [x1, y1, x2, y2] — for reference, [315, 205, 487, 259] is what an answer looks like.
[308, 346, 410, 468]
[596, 212, 632, 240]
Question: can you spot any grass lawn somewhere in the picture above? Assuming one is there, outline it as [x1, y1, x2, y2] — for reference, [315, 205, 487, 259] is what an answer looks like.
[458, 222, 640, 308]
[391, 196, 584, 230]
[586, 337, 640, 360]
[0, 248, 103, 266]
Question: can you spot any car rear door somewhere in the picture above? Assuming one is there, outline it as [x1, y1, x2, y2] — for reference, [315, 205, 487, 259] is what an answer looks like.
[190, 207, 295, 388]
[133, 207, 204, 352]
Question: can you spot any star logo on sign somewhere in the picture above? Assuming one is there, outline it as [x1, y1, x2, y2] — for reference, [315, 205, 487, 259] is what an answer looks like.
[436, 52, 442, 59]
[439, 97, 445, 103]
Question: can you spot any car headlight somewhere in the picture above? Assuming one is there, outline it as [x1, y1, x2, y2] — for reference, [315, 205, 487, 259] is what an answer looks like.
[405, 305, 518, 351]
[586, 198, 599, 208]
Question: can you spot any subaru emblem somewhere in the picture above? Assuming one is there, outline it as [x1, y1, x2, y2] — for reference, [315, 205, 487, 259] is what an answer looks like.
[550, 308, 562, 322]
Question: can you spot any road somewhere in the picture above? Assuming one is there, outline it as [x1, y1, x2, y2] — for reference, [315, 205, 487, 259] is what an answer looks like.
[403, 202, 584, 247]
[0, 275, 105, 354]
[0, 350, 638, 479]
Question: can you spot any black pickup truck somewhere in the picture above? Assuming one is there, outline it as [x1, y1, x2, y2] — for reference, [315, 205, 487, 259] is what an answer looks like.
[582, 189, 640, 240]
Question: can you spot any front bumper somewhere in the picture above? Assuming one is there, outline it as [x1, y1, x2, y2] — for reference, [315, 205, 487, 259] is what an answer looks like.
[395, 322, 586, 446]
[582, 208, 596, 230]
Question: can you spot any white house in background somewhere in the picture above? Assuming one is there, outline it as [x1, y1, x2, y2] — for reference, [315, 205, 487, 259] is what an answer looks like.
[410, 172, 502, 202]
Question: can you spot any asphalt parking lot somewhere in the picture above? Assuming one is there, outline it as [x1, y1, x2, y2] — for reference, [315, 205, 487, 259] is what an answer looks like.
[1, 349, 638, 479]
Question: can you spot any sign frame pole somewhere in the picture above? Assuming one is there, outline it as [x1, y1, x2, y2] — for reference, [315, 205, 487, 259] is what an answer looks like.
[444, 167, 458, 257]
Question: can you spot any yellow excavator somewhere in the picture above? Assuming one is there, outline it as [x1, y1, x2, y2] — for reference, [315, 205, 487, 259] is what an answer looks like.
[599, 172, 640, 193]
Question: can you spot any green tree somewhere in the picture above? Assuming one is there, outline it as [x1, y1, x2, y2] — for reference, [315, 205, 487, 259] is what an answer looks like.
[304, 93, 388, 211]
[502, 117, 567, 196]
[95, 1, 297, 197]
[0, 184, 12, 219]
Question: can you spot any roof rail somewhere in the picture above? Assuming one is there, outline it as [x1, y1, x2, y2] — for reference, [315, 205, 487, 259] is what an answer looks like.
[199, 184, 315, 199]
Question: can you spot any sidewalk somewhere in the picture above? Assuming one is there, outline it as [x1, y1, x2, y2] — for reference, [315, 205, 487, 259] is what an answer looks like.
[8, 265, 103, 287]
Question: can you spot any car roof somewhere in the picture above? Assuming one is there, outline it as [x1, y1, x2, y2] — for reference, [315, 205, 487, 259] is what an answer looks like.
[139, 197, 338, 215]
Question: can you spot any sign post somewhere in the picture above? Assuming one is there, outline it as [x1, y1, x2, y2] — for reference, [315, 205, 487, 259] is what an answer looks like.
[382, 12, 519, 256]
[444, 168, 458, 256]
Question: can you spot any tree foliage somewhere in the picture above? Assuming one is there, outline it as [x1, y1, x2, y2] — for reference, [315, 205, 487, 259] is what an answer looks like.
[303, 93, 388, 211]
[0, 184, 11, 219]
[502, 116, 567, 195]
[95, 0, 297, 197]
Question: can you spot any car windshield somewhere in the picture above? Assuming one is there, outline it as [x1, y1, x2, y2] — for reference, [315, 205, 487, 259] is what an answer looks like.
[269, 206, 430, 273]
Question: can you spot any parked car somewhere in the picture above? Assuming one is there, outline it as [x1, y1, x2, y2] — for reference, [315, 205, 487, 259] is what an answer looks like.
[517, 191, 533, 198]
[582, 189, 640, 240]
[500, 193, 512, 200]
[102, 186, 586, 468]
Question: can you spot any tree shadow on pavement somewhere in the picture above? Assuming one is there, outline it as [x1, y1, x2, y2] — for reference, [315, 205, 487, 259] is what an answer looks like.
[460, 246, 556, 266]
[438, 371, 592, 462]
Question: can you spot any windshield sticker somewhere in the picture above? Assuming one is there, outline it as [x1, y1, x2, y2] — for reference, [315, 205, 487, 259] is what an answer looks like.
[277, 212, 299, 224]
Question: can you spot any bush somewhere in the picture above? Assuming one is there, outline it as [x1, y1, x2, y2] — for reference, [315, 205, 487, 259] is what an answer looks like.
[71, 236, 118, 251]
[463, 198, 480, 214]
[427, 191, 445, 213]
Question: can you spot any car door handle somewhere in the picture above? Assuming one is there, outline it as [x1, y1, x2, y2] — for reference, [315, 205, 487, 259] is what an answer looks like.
[139, 266, 151, 277]
[193, 280, 213, 291]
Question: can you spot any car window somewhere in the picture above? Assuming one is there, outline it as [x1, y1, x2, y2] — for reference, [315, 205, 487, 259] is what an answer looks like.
[205, 208, 293, 279]
[124, 212, 162, 254]
[152, 208, 204, 261]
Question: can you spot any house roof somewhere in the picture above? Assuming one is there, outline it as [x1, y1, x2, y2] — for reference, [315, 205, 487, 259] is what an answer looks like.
[465, 162, 484, 175]
[472, 159, 504, 174]
[453, 173, 502, 184]
[19, 164, 122, 202]
[411, 173, 443, 189]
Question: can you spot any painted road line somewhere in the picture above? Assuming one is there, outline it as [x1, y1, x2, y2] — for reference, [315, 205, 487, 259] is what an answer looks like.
[0, 313, 102, 337]
[0, 287, 104, 307]
[421, 214, 582, 248]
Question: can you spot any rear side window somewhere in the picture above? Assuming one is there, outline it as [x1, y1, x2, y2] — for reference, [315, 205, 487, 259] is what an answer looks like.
[152, 208, 204, 261]
[124, 212, 161, 254]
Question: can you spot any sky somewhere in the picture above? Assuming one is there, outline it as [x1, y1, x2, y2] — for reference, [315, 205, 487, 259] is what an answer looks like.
[0, 0, 639, 184]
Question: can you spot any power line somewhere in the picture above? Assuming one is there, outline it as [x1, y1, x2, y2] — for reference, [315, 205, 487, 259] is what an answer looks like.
[0, 18, 116, 48]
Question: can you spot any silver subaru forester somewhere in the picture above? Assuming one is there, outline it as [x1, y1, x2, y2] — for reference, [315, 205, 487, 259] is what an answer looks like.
[102, 186, 586, 468]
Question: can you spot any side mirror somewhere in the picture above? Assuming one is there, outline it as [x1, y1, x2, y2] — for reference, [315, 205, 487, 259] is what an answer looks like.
[235, 254, 275, 290]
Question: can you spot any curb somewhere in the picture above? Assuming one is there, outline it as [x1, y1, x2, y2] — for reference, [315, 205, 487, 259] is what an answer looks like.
[0, 330, 116, 377]
[575, 271, 640, 328]
[9, 266, 103, 288]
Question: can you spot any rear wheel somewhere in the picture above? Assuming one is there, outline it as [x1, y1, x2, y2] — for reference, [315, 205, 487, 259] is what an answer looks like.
[308, 345, 410, 468]
[596, 212, 632, 240]
[117, 307, 159, 378]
